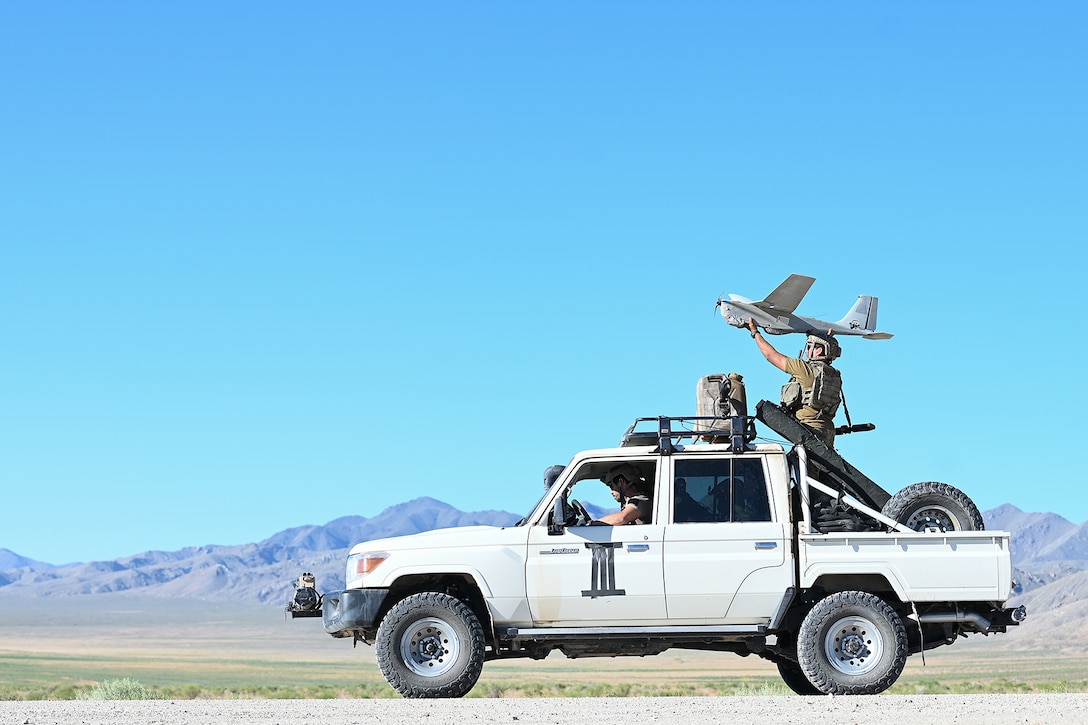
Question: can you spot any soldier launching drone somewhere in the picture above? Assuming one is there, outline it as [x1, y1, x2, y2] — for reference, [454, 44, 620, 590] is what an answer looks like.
[745, 317, 842, 447]
[718, 273, 891, 448]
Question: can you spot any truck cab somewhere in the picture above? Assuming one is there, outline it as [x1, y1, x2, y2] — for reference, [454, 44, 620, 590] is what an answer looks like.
[524, 438, 793, 627]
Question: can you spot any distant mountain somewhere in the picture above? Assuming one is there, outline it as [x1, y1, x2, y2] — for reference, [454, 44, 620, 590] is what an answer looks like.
[983, 504, 1088, 601]
[262, 498, 519, 552]
[0, 548, 52, 571]
[0, 497, 518, 603]
[969, 505, 1088, 649]
[986, 504, 1088, 567]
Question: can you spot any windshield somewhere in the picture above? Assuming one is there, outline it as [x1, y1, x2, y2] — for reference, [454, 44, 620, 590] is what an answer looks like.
[514, 463, 567, 526]
[513, 488, 551, 526]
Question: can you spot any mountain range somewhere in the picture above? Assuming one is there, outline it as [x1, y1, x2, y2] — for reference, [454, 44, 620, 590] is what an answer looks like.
[1, 499, 1085, 643]
[0, 497, 518, 603]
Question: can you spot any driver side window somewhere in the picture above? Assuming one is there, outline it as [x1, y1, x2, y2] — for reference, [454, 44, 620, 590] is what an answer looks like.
[561, 459, 658, 525]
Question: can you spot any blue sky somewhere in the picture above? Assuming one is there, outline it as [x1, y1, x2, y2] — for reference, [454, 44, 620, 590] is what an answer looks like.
[3, 3, 1085, 564]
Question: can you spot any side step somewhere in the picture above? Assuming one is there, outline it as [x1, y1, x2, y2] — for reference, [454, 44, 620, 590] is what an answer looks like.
[499, 624, 766, 641]
[755, 400, 891, 510]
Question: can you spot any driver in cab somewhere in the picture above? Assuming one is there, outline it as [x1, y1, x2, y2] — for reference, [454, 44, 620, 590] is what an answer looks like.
[595, 463, 652, 525]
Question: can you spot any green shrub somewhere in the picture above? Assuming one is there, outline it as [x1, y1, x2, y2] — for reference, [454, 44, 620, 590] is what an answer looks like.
[76, 678, 161, 701]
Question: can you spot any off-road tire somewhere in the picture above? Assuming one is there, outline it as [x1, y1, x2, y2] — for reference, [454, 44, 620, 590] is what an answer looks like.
[881, 481, 985, 532]
[797, 591, 909, 695]
[375, 592, 485, 698]
[775, 658, 823, 695]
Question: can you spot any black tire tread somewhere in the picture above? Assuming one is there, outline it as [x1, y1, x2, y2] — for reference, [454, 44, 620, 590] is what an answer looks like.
[375, 591, 485, 698]
[797, 590, 909, 695]
[775, 659, 823, 695]
[881, 481, 985, 532]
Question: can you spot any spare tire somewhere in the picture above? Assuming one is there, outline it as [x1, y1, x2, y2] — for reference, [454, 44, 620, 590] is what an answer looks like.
[881, 481, 984, 532]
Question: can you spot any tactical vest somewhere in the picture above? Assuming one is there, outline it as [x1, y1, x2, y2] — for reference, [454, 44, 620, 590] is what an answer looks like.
[781, 362, 842, 418]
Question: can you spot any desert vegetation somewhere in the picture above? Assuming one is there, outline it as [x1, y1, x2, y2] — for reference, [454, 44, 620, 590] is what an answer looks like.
[3, 668, 1086, 701]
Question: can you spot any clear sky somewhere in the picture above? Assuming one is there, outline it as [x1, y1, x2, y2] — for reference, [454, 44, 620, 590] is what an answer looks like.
[3, 3, 1085, 565]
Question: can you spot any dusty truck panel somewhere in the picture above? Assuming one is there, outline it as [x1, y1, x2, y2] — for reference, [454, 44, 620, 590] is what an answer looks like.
[289, 406, 1025, 698]
[342, 526, 535, 628]
[799, 531, 1014, 602]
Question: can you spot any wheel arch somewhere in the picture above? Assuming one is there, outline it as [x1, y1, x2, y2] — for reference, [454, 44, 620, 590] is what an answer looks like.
[383, 573, 496, 646]
[807, 574, 904, 604]
[773, 576, 904, 651]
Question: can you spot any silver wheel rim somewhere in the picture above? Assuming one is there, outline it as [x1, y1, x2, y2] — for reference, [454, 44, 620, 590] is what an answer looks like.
[400, 617, 460, 677]
[824, 615, 884, 676]
[904, 504, 959, 532]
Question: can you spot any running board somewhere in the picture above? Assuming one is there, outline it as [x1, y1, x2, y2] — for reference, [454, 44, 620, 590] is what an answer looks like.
[499, 625, 767, 641]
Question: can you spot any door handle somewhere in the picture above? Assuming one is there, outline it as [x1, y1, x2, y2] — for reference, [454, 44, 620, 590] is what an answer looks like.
[754, 541, 777, 550]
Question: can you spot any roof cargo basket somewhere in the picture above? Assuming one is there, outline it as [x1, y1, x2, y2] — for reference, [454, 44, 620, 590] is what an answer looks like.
[621, 415, 756, 455]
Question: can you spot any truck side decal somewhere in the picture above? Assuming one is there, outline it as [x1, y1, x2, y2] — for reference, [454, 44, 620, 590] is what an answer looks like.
[581, 542, 625, 598]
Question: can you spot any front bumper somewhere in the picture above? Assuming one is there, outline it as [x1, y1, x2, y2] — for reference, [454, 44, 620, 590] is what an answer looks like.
[321, 588, 389, 637]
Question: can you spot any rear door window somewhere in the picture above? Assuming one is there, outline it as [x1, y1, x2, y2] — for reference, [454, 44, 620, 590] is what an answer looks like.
[673, 457, 771, 523]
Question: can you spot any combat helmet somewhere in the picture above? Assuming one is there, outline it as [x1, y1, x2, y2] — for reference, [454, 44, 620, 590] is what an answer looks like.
[805, 333, 841, 361]
[602, 463, 642, 488]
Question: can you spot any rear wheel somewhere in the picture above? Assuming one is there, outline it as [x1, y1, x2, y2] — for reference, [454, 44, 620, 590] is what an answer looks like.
[775, 659, 822, 695]
[881, 481, 984, 532]
[375, 592, 485, 698]
[798, 591, 908, 695]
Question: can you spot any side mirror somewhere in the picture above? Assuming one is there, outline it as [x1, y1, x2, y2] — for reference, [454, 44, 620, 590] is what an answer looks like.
[548, 496, 566, 535]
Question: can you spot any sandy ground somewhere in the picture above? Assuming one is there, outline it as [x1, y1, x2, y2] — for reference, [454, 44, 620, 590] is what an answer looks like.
[4, 694, 1088, 725]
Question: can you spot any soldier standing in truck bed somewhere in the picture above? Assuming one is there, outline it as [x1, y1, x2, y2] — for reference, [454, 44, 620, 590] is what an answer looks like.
[745, 317, 842, 447]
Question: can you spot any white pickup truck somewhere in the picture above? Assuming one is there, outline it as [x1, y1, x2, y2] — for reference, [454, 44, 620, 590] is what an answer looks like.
[289, 399, 1025, 698]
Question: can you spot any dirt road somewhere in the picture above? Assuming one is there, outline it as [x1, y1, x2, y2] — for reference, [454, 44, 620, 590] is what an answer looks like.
[4, 694, 1086, 725]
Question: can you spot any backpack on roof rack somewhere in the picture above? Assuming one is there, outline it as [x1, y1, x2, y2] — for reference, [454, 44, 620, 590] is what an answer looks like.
[695, 372, 748, 442]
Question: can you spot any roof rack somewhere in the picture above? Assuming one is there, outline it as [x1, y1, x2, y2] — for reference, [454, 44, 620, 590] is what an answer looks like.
[620, 415, 756, 455]
[620, 404, 892, 515]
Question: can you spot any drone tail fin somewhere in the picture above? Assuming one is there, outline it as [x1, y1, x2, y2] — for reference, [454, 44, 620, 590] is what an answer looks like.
[838, 295, 879, 332]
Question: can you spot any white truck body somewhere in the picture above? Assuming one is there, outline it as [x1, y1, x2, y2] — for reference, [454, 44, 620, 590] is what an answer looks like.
[298, 414, 1024, 697]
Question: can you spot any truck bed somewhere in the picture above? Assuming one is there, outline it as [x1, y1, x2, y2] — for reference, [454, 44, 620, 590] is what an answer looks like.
[798, 530, 1015, 602]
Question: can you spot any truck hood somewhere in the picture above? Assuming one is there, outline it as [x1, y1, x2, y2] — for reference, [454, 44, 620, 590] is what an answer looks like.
[346, 525, 508, 555]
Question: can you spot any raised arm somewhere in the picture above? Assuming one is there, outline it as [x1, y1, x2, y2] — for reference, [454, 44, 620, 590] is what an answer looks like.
[748, 318, 791, 372]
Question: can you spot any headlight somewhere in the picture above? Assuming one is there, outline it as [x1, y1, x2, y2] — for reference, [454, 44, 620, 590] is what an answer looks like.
[346, 551, 388, 584]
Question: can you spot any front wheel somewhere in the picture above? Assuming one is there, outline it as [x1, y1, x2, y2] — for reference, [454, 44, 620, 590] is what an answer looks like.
[375, 592, 485, 698]
[775, 659, 823, 695]
[797, 591, 908, 695]
[881, 481, 984, 532]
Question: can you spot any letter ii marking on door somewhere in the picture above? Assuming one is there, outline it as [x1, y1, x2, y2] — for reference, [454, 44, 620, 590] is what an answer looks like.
[581, 542, 625, 598]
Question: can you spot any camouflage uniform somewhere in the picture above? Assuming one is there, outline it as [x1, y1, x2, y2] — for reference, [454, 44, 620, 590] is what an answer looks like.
[781, 357, 840, 447]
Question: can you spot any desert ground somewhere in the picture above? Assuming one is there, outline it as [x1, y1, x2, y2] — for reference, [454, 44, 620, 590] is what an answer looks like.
[3, 694, 1088, 725]
[1, 592, 1086, 725]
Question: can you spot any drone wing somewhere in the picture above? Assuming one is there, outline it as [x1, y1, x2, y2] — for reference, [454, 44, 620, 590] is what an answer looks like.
[756, 274, 816, 313]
